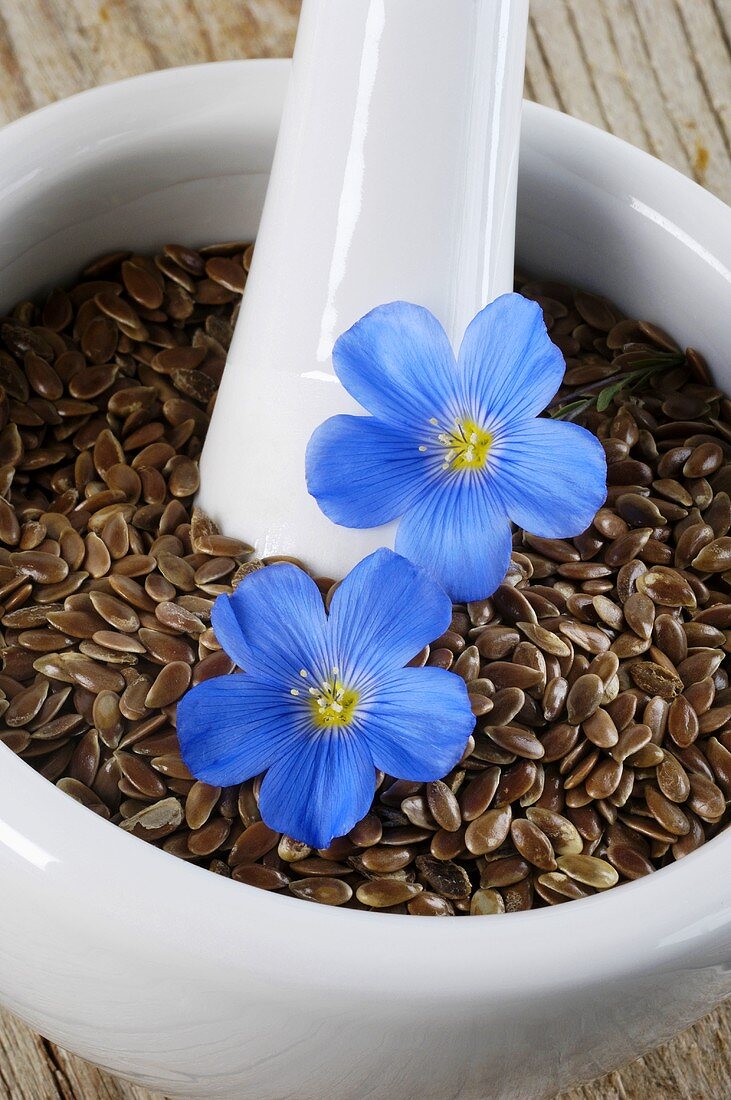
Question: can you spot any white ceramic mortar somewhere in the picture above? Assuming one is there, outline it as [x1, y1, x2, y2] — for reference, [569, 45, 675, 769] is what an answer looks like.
[0, 60, 730, 1100]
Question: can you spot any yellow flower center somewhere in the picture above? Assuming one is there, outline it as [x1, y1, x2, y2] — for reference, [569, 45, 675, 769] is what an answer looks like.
[290, 668, 360, 728]
[424, 417, 493, 472]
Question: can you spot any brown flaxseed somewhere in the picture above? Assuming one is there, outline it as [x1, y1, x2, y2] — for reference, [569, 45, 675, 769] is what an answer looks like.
[0, 250, 727, 917]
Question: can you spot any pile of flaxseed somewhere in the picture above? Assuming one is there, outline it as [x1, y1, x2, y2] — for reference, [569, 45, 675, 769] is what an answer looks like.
[0, 245, 728, 914]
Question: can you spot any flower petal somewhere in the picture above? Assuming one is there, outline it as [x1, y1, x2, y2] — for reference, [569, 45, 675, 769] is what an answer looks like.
[395, 477, 513, 602]
[326, 548, 453, 682]
[457, 294, 565, 426]
[258, 730, 376, 849]
[211, 564, 328, 685]
[306, 414, 432, 528]
[333, 301, 459, 431]
[492, 417, 607, 538]
[177, 674, 304, 787]
[362, 666, 475, 780]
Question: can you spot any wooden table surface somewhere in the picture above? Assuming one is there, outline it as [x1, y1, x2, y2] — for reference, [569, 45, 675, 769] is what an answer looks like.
[0, 1, 729, 1097]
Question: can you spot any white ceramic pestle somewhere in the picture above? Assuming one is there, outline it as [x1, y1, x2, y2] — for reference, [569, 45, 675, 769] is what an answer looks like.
[198, 0, 529, 578]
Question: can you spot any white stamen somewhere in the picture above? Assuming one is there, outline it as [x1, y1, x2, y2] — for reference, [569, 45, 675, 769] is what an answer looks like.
[308, 687, 319, 696]
[418, 445, 427, 453]
[290, 688, 300, 696]
[299, 669, 308, 678]
[429, 417, 438, 425]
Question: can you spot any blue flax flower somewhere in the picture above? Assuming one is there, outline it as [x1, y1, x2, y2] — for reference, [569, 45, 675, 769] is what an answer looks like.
[306, 293, 607, 602]
[177, 548, 475, 849]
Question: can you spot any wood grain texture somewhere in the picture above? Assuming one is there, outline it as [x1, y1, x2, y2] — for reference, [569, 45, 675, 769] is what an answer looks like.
[0, 1, 729, 1097]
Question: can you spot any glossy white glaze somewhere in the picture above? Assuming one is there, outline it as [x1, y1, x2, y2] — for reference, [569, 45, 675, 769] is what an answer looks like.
[198, 0, 528, 577]
[0, 60, 729, 1100]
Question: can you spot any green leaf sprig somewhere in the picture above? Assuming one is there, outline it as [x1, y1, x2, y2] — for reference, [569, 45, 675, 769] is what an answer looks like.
[548, 353, 685, 422]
